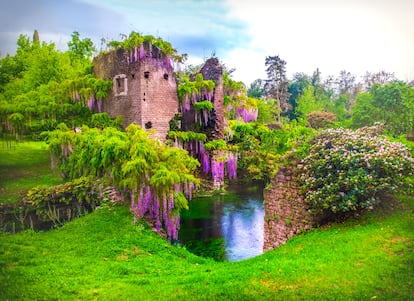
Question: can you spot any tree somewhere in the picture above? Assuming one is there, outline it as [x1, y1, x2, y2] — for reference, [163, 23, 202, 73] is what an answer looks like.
[295, 86, 324, 124]
[336, 70, 356, 96]
[363, 70, 395, 90]
[44, 124, 200, 240]
[247, 79, 265, 98]
[287, 73, 311, 120]
[351, 92, 376, 128]
[33, 30, 39, 44]
[371, 81, 414, 136]
[264, 55, 290, 122]
[67, 31, 96, 63]
[351, 81, 414, 136]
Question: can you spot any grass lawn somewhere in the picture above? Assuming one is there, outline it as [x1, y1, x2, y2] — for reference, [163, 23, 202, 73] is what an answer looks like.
[0, 140, 63, 204]
[0, 194, 413, 300]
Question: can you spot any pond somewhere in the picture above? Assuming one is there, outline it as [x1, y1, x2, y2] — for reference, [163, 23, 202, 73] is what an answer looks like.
[179, 183, 264, 261]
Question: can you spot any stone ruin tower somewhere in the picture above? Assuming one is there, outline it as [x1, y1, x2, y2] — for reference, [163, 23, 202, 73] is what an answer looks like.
[182, 57, 225, 140]
[93, 42, 178, 141]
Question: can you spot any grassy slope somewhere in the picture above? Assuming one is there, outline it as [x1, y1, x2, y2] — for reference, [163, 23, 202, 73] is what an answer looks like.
[0, 141, 413, 300]
[0, 141, 63, 204]
[1, 196, 413, 300]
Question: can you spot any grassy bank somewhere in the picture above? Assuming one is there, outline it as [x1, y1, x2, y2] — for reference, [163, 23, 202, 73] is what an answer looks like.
[0, 140, 63, 204]
[1, 193, 413, 300]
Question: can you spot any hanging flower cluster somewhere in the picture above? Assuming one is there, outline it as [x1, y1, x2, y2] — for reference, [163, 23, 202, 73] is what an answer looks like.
[209, 151, 238, 182]
[130, 179, 194, 240]
[301, 124, 414, 218]
[168, 132, 239, 183]
[225, 94, 258, 123]
[125, 44, 173, 70]
[64, 75, 112, 113]
[235, 106, 258, 123]
[194, 101, 214, 126]
[202, 139, 238, 182]
[168, 131, 207, 156]
[44, 124, 200, 241]
[177, 74, 215, 117]
[106, 31, 187, 64]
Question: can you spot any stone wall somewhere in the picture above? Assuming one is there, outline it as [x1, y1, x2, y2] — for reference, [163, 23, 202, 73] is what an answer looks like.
[198, 57, 224, 139]
[263, 161, 314, 251]
[93, 45, 178, 141]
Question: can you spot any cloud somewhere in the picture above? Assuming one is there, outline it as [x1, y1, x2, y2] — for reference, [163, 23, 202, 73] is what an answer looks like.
[79, 0, 251, 57]
[1, 0, 412, 84]
[225, 0, 414, 82]
[0, 0, 129, 55]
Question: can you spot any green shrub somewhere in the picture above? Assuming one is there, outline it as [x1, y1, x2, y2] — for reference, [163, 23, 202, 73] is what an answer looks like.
[306, 111, 336, 129]
[301, 124, 414, 220]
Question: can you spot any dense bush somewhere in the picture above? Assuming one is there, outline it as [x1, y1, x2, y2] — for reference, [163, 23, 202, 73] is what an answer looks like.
[301, 124, 414, 220]
[306, 111, 336, 129]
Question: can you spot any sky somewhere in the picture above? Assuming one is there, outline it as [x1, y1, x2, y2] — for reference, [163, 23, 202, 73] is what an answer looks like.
[1, 0, 413, 86]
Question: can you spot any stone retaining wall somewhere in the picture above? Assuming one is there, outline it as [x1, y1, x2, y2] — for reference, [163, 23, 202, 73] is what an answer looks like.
[263, 161, 314, 251]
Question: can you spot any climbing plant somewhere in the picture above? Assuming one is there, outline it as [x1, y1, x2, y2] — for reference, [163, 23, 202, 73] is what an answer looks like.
[44, 124, 200, 240]
[177, 74, 215, 113]
[106, 31, 187, 63]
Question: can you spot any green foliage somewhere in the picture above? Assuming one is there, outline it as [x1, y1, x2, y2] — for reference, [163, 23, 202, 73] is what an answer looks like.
[223, 71, 246, 96]
[26, 176, 97, 214]
[43, 124, 200, 237]
[204, 139, 228, 152]
[256, 98, 278, 123]
[0, 33, 110, 138]
[301, 125, 414, 221]
[106, 31, 187, 63]
[351, 92, 376, 128]
[177, 74, 215, 102]
[229, 121, 314, 182]
[90, 113, 123, 129]
[295, 86, 324, 123]
[351, 81, 414, 136]
[168, 131, 207, 143]
[193, 100, 213, 111]
[247, 78, 265, 98]
[67, 31, 96, 63]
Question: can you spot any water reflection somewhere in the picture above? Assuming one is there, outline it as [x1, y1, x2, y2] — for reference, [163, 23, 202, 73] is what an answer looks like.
[221, 199, 264, 261]
[179, 184, 264, 261]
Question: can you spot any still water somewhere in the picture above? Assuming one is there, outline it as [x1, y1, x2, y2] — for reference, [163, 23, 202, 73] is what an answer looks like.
[179, 183, 264, 261]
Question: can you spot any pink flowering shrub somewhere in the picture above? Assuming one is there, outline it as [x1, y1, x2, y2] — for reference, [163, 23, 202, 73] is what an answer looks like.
[301, 124, 414, 219]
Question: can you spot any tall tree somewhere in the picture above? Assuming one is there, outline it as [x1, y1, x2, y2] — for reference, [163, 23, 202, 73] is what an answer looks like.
[363, 70, 395, 90]
[336, 70, 356, 96]
[351, 81, 414, 136]
[33, 30, 40, 44]
[264, 55, 290, 122]
[287, 72, 311, 120]
[247, 78, 265, 99]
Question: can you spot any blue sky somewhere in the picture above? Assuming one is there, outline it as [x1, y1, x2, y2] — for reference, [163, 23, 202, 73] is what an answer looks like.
[1, 0, 413, 85]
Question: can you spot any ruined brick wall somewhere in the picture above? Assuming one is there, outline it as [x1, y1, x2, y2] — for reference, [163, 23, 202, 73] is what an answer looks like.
[182, 57, 224, 139]
[198, 57, 224, 139]
[93, 45, 178, 141]
[263, 161, 314, 251]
